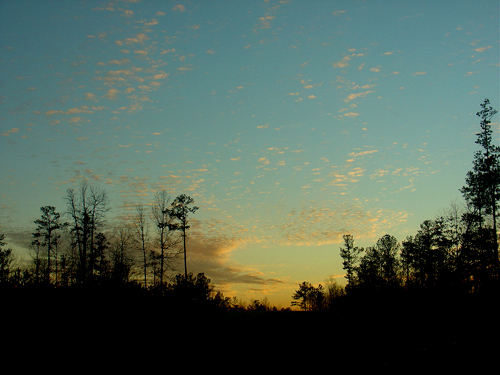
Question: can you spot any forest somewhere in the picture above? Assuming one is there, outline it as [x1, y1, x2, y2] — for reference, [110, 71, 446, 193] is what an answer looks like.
[1, 99, 499, 368]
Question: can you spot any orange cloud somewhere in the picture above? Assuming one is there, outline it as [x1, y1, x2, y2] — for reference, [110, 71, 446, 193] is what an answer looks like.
[349, 149, 378, 157]
[1, 127, 20, 136]
[343, 90, 375, 103]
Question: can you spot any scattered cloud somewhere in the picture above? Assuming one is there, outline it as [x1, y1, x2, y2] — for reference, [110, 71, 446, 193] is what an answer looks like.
[1, 128, 20, 136]
[106, 88, 119, 99]
[46, 110, 64, 116]
[343, 90, 375, 103]
[349, 149, 378, 157]
[173, 4, 186, 12]
[85, 93, 97, 101]
[473, 46, 492, 53]
[333, 55, 350, 68]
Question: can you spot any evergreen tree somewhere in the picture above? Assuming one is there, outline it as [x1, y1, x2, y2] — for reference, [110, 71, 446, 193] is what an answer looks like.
[339, 234, 362, 291]
[460, 98, 499, 272]
[33, 206, 66, 284]
[170, 194, 198, 279]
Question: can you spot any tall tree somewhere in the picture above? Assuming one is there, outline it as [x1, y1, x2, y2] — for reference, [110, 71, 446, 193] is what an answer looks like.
[110, 226, 134, 284]
[461, 98, 499, 271]
[170, 194, 198, 279]
[65, 180, 109, 283]
[33, 206, 66, 284]
[376, 234, 400, 287]
[339, 234, 362, 291]
[357, 246, 383, 290]
[151, 191, 179, 286]
[133, 205, 150, 287]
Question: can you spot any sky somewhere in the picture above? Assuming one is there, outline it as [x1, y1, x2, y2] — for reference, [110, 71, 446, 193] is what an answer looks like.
[1, 0, 499, 307]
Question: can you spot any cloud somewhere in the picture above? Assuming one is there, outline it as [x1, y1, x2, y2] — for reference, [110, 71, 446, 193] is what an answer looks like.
[349, 149, 378, 157]
[66, 107, 93, 115]
[85, 93, 97, 101]
[473, 46, 492, 53]
[106, 88, 119, 99]
[343, 90, 375, 103]
[278, 202, 404, 246]
[343, 112, 359, 117]
[333, 55, 350, 68]
[412, 71, 427, 76]
[258, 157, 270, 166]
[178, 231, 285, 298]
[46, 110, 65, 116]
[173, 4, 186, 12]
[1, 127, 20, 136]
[348, 167, 365, 178]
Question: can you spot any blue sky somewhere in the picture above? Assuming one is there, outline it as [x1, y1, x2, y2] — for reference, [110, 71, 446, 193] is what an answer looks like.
[1, 0, 499, 306]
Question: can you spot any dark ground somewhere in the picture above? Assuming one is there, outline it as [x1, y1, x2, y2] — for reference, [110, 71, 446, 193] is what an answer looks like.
[2, 287, 498, 372]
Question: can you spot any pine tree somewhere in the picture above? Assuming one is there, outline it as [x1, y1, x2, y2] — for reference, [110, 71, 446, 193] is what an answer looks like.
[460, 99, 499, 272]
[339, 234, 362, 291]
[33, 206, 66, 284]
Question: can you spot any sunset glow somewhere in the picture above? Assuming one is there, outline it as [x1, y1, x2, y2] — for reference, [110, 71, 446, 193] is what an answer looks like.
[1, 0, 498, 306]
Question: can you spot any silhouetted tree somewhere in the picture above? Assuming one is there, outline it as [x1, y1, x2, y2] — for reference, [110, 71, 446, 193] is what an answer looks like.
[460, 98, 499, 272]
[30, 237, 43, 283]
[94, 232, 110, 281]
[65, 180, 109, 283]
[169, 194, 198, 278]
[357, 246, 383, 291]
[376, 234, 400, 287]
[33, 206, 66, 284]
[292, 281, 324, 311]
[401, 236, 417, 288]
[133, 204, 150, 287]
[0, 234, 15, 284]
[404, 220, 450, 289]
[151, 191, 180, 287]
[110, 226, 134, 284]
[339, 234, 362, 291]
[324, 277, 345, 309]
[168, 272, 218, 309]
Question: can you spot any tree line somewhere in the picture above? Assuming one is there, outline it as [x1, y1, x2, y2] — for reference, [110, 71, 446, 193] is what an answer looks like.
[1, 185, 200, 289]
[0, 184, 287, 311]
[1, 99, 499, 313]
[292, 98, 499, 310]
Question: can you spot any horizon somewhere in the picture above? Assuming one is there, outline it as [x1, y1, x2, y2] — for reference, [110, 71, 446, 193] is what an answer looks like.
[1, 0, 499, 307]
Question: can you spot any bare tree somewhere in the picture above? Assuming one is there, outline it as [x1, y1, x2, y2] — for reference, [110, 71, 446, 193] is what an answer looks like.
[110, 226, 134, 283]
[133, 204, 150, 287]
[65, 179, 109, 283]
[151, 191, 180, 286]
